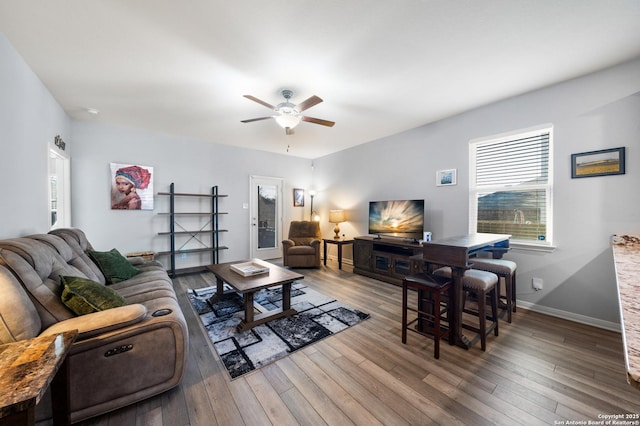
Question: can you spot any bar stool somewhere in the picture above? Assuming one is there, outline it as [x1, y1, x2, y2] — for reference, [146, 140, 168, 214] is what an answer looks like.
[433, 267, 499, 351]
[401, 272, 452, 359]
[470, 259, 517, 323]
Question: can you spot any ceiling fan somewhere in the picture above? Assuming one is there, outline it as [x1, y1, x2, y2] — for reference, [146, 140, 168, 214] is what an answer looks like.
[241, 89, 335, 135]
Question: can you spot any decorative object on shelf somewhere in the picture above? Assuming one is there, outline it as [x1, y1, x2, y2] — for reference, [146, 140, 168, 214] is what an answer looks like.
[110, 163, 154, 210]
[54, 135, 66, 151]
[126, 251, 156, 262]
[293, 188, 304, 207]
[571, 147, 625, 178]
[329, 209, 346, 239]
[241, 89, 335, 135]
[436, 168, 457, 186]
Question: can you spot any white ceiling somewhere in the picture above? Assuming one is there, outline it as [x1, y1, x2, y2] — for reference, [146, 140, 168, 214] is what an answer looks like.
[2, 1, 640, 159]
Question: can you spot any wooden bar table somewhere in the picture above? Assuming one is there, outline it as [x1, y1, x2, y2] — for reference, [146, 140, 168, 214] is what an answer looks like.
[422, 233, 510, 349]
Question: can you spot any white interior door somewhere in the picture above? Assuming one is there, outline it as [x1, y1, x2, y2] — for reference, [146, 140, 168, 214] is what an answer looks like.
[250, 176, 284, 260]
[48, 149, 71, 229]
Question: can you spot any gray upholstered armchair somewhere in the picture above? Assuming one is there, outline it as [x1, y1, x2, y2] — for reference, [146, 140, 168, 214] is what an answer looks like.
[282, 221, 322, 268]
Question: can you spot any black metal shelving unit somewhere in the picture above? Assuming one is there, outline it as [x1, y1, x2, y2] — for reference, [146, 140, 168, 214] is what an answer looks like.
[157, 183, 228, 277]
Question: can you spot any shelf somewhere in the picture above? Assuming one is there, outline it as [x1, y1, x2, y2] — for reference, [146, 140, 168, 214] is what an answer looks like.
[159, 183, 227, 277]
[157, 212, 228, 216]
[158, 230, 228, 236]
[157, 246, 229, 256]
[158, 192, 228, 198]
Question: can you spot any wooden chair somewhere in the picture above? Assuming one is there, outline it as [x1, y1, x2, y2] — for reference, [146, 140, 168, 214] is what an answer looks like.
[433, 267, 499, 351]
[401, 272, 452, 359]
[470, 259, 517, 323]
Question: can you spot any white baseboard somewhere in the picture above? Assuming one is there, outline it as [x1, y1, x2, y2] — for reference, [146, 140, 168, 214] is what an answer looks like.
[322, 259, 621, 333]
[517, 300, 621, 332]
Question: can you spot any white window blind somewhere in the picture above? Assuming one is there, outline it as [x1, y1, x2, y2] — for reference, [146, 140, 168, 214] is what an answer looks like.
[469, 126, 553, 246]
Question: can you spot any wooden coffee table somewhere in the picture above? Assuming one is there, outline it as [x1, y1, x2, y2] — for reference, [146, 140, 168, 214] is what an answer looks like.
[207, 259, 304, 332]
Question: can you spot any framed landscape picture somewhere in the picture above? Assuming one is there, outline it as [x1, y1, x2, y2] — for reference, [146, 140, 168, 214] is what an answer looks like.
[571, 147, 625, 178]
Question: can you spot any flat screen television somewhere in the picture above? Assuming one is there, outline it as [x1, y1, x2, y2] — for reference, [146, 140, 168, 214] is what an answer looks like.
[368, 199, 425, 240]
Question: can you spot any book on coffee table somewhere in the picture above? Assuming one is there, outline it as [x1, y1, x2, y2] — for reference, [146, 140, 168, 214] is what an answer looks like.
[230, 261, 270, 277]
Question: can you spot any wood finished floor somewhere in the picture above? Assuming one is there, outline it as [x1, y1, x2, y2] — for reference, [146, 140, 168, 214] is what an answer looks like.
[73, 262, 640, 426]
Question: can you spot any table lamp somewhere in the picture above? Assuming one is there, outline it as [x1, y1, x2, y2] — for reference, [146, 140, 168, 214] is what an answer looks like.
[329, 210, 346, 239]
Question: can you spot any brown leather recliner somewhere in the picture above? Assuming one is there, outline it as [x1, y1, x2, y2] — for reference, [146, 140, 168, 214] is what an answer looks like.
[282, 221, 322, 268]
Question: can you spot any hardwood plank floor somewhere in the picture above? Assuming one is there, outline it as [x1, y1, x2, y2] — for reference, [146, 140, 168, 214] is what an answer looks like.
[71, 262, 640, 425]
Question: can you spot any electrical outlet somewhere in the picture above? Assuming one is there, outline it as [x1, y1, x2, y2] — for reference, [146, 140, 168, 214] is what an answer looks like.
[532, 277, 543, 291]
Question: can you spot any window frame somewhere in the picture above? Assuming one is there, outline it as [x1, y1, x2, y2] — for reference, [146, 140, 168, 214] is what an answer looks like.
[468, 124, 554, 249]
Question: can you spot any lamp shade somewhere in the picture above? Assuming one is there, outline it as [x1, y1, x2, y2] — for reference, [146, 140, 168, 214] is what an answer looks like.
[329, 210, 345, 224]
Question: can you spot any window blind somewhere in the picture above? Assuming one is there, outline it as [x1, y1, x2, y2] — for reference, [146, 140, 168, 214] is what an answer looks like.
[475, 133, 549, 187]
[470, 128, 552, 245]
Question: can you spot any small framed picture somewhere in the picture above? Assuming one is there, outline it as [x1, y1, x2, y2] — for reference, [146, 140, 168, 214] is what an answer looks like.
[293, 188, 304, 207]
[571, 147, 625, 178]
[436, 169, 457, 186]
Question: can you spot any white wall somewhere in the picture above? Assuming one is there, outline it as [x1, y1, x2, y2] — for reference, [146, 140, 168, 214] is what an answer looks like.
[313, 59, 640, 328]
[3, 29, 639, 327]
[0, 34, 71, 238]
[70, 121, 313, 267]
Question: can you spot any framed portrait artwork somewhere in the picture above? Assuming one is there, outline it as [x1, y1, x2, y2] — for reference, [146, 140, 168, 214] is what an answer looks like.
[110, 163, 154, 210]
[571, 147, 625, 178]
[436, 169, 457, 186]
[293, 188, 304, 207]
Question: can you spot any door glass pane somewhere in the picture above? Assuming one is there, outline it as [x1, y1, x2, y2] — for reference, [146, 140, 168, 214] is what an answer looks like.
[258, 185, 277, 249]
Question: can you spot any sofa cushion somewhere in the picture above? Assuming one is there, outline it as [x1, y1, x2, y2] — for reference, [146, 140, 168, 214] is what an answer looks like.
[61, 276, 127, 315]
[48, 228, 106, 283]
[0, 240, 84, 326]
[0, 265, 41, 343]
[88, 249, 141, 284]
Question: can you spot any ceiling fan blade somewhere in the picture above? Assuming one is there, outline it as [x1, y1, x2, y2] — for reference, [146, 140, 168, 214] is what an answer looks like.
[302, 116, 335, 127]
[285, 127, 295, 135]
[243, 95, 275, 110]
[241, 116, 273, 123]
[296, 95, 323, 112]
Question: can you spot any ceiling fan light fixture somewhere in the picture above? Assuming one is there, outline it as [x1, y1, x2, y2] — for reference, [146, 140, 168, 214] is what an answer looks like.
[274, 110, 301, 129]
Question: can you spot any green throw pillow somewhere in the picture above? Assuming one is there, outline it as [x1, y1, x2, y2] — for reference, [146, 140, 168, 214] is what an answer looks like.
[61, 276, 127, 316]
[88, 248, 141, 284]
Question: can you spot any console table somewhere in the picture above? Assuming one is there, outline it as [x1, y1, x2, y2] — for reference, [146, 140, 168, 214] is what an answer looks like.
[353, 236, 423, 285]
[323, 238, 354, 270]
[0, 330, 78, 426]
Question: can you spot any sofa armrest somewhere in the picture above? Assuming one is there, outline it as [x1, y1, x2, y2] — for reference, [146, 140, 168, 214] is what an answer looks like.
[310, 239, 321, 247]
[282, 239, 295, 248]
[40, 304, 147, 340]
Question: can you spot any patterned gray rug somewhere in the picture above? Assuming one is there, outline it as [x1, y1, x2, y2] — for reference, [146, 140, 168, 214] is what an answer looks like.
[187, 282, 369, 379]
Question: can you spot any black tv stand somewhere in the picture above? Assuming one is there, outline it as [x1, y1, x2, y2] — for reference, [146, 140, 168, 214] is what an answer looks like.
[353, 236, 423, 285]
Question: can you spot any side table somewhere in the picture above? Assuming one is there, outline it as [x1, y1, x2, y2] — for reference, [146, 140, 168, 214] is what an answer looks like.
[323, 238, 354, 270]
[0, 330, 78, 426]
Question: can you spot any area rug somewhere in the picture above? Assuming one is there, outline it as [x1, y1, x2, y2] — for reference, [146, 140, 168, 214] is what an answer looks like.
[187, 282, 369, 379]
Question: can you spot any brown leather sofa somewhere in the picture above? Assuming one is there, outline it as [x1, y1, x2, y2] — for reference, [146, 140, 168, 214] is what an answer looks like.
[0, 228, 188, 423]
[282, 221, 322, 268]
